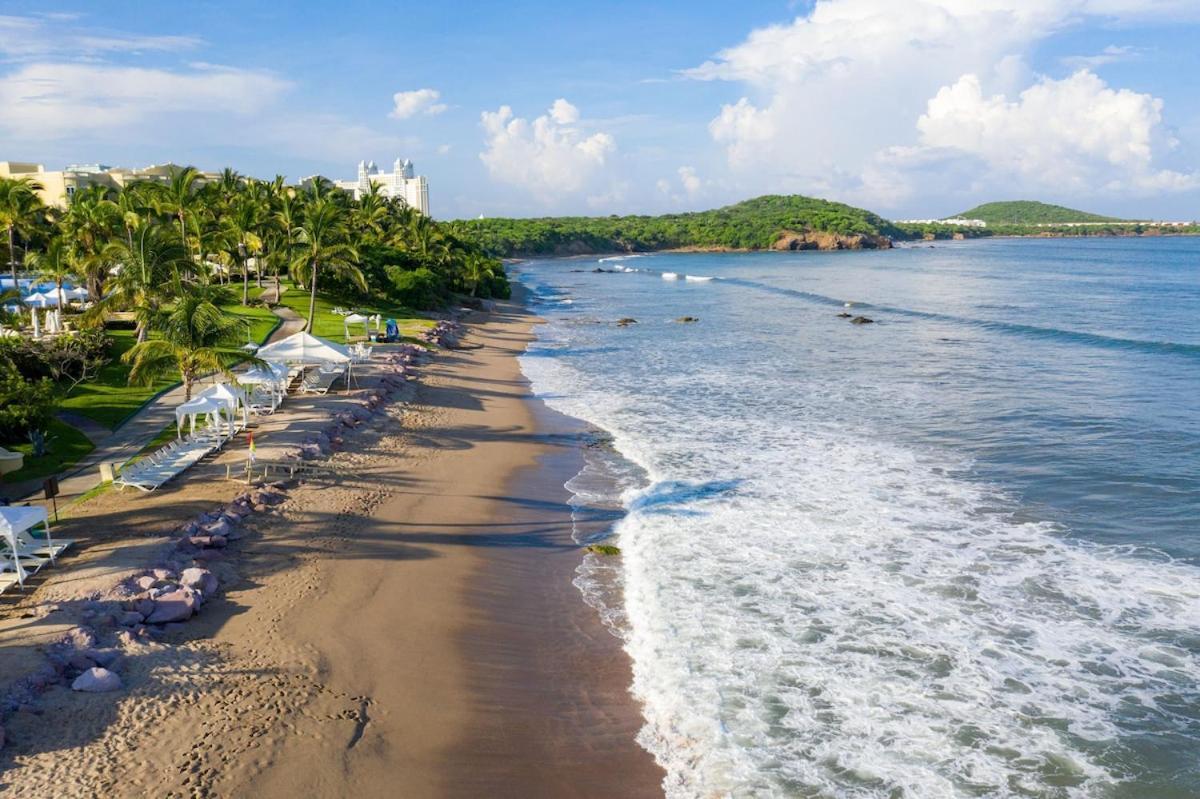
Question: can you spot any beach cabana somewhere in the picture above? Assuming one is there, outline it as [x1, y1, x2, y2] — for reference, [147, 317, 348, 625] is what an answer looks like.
[256, 331, 351, 366]
[343, 313, 369, 342]
[195, 383, 249, 436]
[174, 395, 228, 440]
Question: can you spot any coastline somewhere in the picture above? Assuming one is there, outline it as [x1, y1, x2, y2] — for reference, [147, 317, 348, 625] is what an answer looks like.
[0, 292, 663, 797]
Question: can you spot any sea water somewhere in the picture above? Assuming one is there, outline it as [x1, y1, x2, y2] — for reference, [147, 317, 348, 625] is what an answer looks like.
[516, 238, 1200, 799]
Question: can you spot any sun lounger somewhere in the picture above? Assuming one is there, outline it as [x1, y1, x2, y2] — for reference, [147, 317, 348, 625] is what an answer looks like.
[0, 571, 21, 595]
[300, 369, 341, 395]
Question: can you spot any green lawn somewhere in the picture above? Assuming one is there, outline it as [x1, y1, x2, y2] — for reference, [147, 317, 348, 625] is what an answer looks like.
[274, 280, 435, 341]
[58, 298, 280, 431]
[58, 328, 176, 430]
[1, 417, 95, 484]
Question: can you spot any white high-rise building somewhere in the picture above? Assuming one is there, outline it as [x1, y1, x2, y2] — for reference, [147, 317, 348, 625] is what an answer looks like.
[331, 158, 430, 215]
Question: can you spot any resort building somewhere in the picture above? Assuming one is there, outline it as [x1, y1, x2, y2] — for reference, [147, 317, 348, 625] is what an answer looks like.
[306, 159, 430, 215]
[0, 161, 219, 207]
[895, 217, 989, 227]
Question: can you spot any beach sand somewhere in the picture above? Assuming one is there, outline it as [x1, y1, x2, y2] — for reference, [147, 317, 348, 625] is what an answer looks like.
[0, 296, 663, 798]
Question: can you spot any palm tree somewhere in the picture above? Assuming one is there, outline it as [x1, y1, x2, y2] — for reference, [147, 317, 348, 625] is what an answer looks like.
[61, 185, 120, 299]
[25, 235, 79, 308]
[273, 187, 301, 296]
[98, 224, 189, 342]
[290, 197, 365, 333]
[224, 193, 265, 305]
[0, 176, 46, 294]
[156, 166, 203, 258]
[123, 282, 250, 400]
[462, 252, 499, 298]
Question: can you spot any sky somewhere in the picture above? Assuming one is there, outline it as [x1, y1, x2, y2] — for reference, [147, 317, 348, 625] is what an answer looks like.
[2, 1, 1199, 221]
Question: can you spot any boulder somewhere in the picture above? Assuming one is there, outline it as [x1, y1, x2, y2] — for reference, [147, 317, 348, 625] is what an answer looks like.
[146, 588, 199, 624]
[616, 318, 638, 327]
[134, 598, 156, 618]
[117, 611, 145, 627]
[134, 575, 157, 591]
[674, 316, 700, 323]
[850, 316, 875, 325]
[836, 312, 852, 318]
[204, 518, 232, 538]
[188, 535, 227, 549]
[71, 667, 122, 693]
[179, 567, 218, 596]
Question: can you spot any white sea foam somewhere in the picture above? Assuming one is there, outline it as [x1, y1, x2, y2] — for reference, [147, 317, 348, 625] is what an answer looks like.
[600, 254, 647, 262]
[662, 272, 680, 280]
[517, 264, 1200, 799]
[684, 275, 714, 282]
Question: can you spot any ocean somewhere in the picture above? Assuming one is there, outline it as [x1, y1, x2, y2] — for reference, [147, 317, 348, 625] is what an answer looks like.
[515, 237, 1200, 799]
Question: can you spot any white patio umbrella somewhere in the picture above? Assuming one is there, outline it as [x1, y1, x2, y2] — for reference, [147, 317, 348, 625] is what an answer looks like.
[23, 291, 55, 308]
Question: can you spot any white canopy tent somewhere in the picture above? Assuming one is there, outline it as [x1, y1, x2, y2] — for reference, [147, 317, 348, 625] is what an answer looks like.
[256, 331, 351, 365]
[343, 313, 369, 342]
[63, 286, 88, 301]
[196, 383, 249, 435]
[174, 395, 229, 440]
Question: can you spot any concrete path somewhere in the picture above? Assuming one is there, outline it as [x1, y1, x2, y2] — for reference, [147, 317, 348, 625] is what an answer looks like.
[2, 307, 307, 505]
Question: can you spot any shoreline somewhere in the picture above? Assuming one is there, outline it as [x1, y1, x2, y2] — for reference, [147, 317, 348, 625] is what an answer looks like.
[0, 293, 663, 797]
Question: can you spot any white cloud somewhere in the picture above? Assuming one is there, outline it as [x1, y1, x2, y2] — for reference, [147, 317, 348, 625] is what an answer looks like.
[390, 88, 447, 120]
[479, 100, 616, 200]
[0, 62, 290, 140]
[549, 98, 580, 125]
[917, 71, 1197, 192]
[689, 0, 1198, 209]
[436, 143, 452, 155]
[1061, 45, 1140, 71]
[678, 166, 703, 196]
[0, 14, 202, 60]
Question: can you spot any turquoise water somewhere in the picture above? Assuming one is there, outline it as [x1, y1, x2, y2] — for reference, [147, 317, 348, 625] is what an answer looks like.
[517, 238, 1200, 799]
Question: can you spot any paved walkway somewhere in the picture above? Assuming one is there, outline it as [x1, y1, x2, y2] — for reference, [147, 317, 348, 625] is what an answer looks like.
[2, 307, 306, 505]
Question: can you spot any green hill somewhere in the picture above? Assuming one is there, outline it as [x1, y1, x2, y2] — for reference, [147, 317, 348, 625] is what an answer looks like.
[459, 195, 902, 256]
[956, 201, 1124, 225]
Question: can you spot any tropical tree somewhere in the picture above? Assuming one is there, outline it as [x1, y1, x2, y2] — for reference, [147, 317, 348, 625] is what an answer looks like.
[224, 193, 266, 305]
[156, 166, 203, 258]
[98, 224, 190, 342]
[25, 235, 79, 307]
[123, 282, 251, 400]
[290, 197, 365, 332]
[61, 185, 120, 299]
[0, 176, 46, 293]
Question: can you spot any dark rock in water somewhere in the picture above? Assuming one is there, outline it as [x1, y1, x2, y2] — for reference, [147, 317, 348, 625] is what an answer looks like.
[616, 318, 638, 326]
[836, 312, 852, 318]
[593, 268, 616, 273]
[675, 316, 700, 323]
[850, 316, 874, 325]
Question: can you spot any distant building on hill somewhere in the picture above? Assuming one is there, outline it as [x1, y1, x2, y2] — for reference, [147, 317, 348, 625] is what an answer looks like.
[0, 161, 219, 207]
[894, 216, 988, 228]
[304, 158, 430, 215]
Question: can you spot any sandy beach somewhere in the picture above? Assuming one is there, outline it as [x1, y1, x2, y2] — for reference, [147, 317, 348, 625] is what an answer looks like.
[0, 295, 663, 798]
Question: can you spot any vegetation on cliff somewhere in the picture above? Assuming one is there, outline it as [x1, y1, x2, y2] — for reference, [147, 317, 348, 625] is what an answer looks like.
[457, 195, 902, 256]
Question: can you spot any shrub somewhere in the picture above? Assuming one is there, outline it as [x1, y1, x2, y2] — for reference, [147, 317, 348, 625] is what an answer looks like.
[387, 266, 445, 309]
[0, 328, 112, 389]
[0, 367, 57, 442]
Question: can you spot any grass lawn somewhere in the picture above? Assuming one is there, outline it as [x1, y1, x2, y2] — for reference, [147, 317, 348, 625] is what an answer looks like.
[273, 280, 435, 342]
[58, 297, 281, 431]
[1, 417, 95, 484]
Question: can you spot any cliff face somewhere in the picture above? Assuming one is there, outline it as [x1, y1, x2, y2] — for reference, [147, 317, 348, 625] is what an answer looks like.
[771, 230, 893, 251]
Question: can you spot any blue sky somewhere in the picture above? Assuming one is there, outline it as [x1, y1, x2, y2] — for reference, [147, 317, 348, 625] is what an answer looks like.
[2, 1, 1198, 220]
